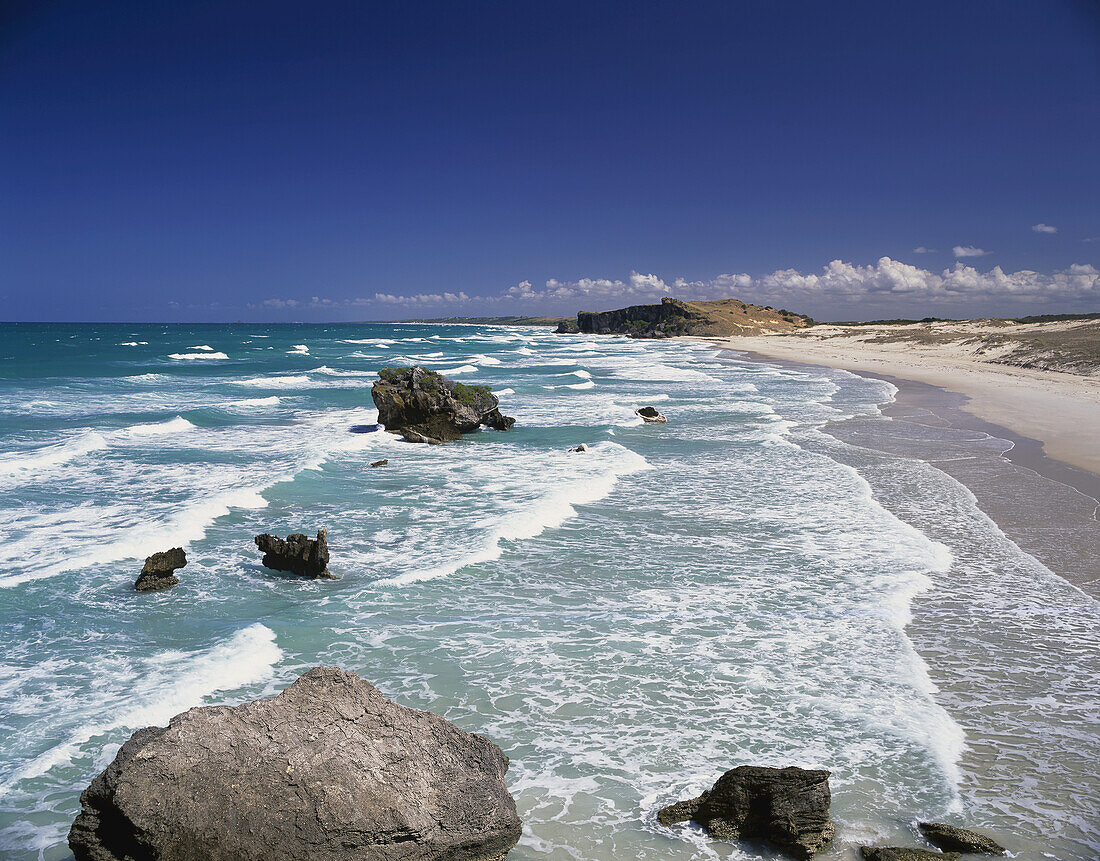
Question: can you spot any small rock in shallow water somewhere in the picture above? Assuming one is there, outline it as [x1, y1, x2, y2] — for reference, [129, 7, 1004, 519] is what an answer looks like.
[636, 406, 667, 423]
[370, 458, 389, 467]
[569, 443, 590, 452]
[861, 848, 960, 861]
[134, 547, 186, 592]
[657, 765, 833, 859]
[68, 667, 522, 861]
[254, 528, 333, 578]
[918, 822, 1005, 855]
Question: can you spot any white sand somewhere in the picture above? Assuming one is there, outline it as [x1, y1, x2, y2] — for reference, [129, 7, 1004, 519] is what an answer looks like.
[706, 324, 1100, 477]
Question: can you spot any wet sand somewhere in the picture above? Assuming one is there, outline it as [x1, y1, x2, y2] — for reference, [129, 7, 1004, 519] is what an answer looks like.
[714, 328, 1100, 477]
[729, 347, 1100, 595]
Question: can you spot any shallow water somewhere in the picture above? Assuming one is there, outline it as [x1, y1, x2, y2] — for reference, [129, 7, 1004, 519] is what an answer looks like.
[0, 322, 1096, 860]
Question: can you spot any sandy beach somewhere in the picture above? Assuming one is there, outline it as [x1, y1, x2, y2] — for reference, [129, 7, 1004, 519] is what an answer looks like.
[707, 320, 1100, 478]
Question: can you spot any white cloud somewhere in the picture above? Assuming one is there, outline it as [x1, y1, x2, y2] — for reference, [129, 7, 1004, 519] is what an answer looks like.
[508, 258, 1099, 310]
[953, 245, 990, 258]
[372, 291, 470, 306]
[1031, 223, 1058, 234]
[248, 258, 1099, 319]
[912, 246, 936, 254]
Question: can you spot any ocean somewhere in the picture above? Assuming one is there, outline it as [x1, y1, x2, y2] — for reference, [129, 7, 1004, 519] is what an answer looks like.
[0, 322, 1096, 860]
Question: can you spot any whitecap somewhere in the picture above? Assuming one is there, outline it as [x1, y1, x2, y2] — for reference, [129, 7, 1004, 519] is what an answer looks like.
[0, 624, 282, 790]
[0, 432, 107, 477]
[116, 416, 195, 438]
[168, 352, 229, 361]
[233, 375, 311, 389]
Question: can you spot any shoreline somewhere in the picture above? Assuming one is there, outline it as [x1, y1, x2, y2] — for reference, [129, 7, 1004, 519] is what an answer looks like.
[705, 333, 1100, 478]
[711, 343, 1100, 596]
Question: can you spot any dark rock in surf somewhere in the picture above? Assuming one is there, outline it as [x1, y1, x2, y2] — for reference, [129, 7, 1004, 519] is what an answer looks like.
[68, 666, 522, 861]
[918, 823, 1005, 855]
[254, 528, 333, 579]
[370, 458, 389, 467]
[134, 547, 186, 592]
[657, 765, 833, 859]
[569, 443, 590, 452]
[371, 366, 515, 444]
[554, 319, 580, 334]
[636, 406, 667, 423]
[860, 849, 960, 861]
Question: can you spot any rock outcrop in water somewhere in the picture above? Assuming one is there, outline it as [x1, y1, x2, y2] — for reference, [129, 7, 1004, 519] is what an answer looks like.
[254, 528, 333, 578]
[636, 406, 667, 423]
[371, 366, 515, 444]
[134, 547, 186, 592]
[68, 667, 522, 861]
[657, 765, 833, 859]
[918, 823, 1005, 855]
[860, 849, 960, 861]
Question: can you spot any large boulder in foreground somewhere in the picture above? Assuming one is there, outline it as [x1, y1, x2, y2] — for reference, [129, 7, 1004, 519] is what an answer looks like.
[254, 528, 333, 578]
[918, 822, 1005, 855]
[372, 366, 515, 444]
[134, 547, 186, 592]
[658, 765, 833, 859]
[69, 667, 522, 861]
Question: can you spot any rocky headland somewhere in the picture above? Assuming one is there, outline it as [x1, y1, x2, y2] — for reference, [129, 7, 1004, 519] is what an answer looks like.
[68, 667, 522, 861]
[372, 365, 515, 443]
[558, 296, 812, 338]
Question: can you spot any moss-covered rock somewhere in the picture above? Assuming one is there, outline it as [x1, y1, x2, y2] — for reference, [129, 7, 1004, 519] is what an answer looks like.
[371, 366, 515, 444]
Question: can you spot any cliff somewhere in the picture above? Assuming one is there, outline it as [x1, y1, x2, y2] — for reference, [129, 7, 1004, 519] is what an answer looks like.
[564, 297, 813, 338]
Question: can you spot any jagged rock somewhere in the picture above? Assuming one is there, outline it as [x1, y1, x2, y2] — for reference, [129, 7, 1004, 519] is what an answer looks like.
[636, 406, 667, 423]
[370, 458, 389, 467]
[555, 319, 580, 333]
[68, 667, 522, 861]
[657, 765, 833, 859]
[372, 366, 515, 444]
[918, 823, 1005, 855]
[402, 429, 444, 444]
[254, 528, 333, 578]
[861, 849, 960, 861]
[134, 547, 186, 592]
[569, 443, 590, 452]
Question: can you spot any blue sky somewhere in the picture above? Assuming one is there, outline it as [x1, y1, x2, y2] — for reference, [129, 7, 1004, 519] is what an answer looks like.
[1, 0, 1098, 322]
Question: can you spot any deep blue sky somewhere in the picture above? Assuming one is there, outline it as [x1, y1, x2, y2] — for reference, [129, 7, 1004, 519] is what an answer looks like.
[2, 0, 1098, 321]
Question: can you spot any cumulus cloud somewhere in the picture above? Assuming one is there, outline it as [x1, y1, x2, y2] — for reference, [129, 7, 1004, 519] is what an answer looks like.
[952, 245, 990, 258]
[912, 246, 936, 254]
[1031, 223, 1057, 234]
[372, 291, 470, 305]
[249, 258, 1098, 319]
[509, 258, 1099, 310]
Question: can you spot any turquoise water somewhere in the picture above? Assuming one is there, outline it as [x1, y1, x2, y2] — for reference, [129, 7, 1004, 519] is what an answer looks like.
[0, 323, 1096, 860]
